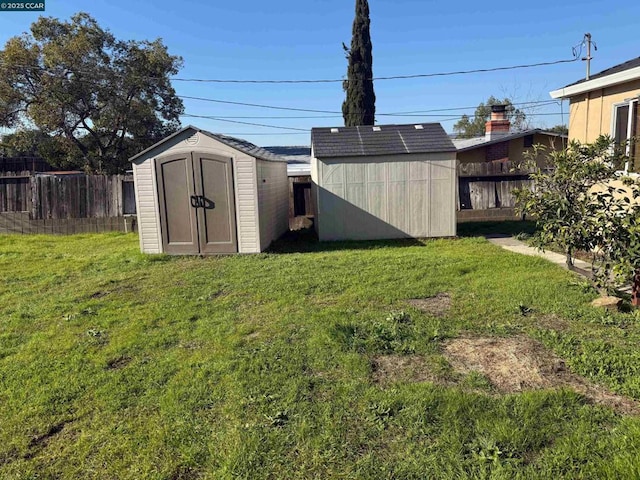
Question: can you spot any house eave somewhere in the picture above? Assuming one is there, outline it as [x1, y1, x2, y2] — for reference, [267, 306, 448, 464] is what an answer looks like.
[550, 66, 640, 99]
[453, 129, 566, 153]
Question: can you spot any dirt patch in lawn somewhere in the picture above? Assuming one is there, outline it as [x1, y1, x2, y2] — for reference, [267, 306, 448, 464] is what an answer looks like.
[244, 331, 261, 340]
[407, 293, 451, 317]
[372, 355, 444, 385]
[533, 314, 572, 332]
[28, 422, 67, 450]
[443, 336, 640, 415]
[24, 419, 77, 459]
[106, 355, 131, 370]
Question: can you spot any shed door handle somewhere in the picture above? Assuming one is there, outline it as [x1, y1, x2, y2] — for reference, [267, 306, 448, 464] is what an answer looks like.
[200, 196, 215, 209]
[191, 195, 213, 208]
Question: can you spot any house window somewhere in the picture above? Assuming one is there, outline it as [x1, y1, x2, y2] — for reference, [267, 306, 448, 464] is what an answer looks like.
[612, 99, 640, 171]
[523, 135, 534, 148]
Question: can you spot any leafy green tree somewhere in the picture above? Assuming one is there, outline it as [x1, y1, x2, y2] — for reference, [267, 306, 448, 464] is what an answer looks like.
[453, 96, 526, 138]
[0, 12, 184, 173]
[0, 129, 49, 157]
[514, 136, 624, 267]
[516, 135, 640, 300]
[548, 124, 568, 136]
[588, 177, 640, 297]
[0, 129, 84, 170]
[342, 0, 375, 126]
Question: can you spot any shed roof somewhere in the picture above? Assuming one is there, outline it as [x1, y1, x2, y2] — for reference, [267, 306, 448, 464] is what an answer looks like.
[129, 125, 288, 163]
[311, 123, 456, 159]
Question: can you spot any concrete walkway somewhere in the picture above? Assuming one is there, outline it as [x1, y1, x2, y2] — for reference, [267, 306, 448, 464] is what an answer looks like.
[485, 235, 592, 274]
[485, 235, 634, 294]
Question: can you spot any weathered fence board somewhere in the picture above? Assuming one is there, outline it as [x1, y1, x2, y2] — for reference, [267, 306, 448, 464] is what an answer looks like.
[458, 160, 534, 178]
[459, 176, 533, 210]
[0, 212, 137, 235]
[29, 174, 133, 219]
[0, 171, 137, 236]
[123, 180, 136, 214]
[470, 181, 497, 209]
[0, 171, 30, 212]
[496, 179, 527, 208]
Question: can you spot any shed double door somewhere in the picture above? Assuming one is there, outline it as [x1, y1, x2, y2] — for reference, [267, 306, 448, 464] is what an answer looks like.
[156, 152, 237, 254]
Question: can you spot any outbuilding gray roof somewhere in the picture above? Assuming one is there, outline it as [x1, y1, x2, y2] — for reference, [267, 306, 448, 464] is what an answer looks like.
[264, 146, 312, 177]
[311, 123, 456, 159]
[129, 125, 288, 163]
[263, 146, 311, 163]
[452, 129, 566, 152]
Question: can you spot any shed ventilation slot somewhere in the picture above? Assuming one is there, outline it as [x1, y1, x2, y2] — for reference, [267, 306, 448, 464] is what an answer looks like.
[414, 125, 424, 130]
[372, 126, 381, 131]
[330, 128, 339, 133]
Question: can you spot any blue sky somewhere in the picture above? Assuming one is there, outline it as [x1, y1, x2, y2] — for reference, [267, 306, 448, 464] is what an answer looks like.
[1, 0, 639, 146]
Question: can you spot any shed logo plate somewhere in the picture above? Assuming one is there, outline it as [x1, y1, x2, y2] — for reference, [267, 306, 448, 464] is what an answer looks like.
[184, 133, 200, 146]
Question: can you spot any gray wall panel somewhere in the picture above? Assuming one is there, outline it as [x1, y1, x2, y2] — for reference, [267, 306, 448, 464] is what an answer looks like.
[314, 152, 456, 241]
[367, 182, 386, 221]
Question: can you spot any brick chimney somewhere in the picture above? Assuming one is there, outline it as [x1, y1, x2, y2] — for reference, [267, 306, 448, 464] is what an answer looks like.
[485, 104, 510, 140]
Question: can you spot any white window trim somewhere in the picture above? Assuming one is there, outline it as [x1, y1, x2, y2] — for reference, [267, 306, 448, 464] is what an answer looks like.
[611, 99, 638, 174]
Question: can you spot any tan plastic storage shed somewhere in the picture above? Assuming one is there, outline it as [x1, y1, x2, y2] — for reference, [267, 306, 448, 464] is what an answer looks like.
[311, 123, 458, 241]
[130, 126, 289, 254]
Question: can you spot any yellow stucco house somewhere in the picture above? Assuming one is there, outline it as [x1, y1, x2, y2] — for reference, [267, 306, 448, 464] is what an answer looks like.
[550, 57, 640, 171]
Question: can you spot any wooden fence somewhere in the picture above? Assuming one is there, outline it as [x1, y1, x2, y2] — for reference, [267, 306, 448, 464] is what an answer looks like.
[0, 157, 53, 173]
[31, 174, 134, 219]
[457, 160, 533, 222]
[458, 176, 531, 210]
[288, 175, 315, 231]
[0, 212, 136, 235]
[458, 159, 535, 178]
[0, 171, 30, 212]
[0, 172, 137, 234]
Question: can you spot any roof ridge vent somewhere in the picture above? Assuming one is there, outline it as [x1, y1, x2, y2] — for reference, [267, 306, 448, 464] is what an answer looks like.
[330, 128, 339, 133]
[372, 126, 381, 131]
[414, 124, 424, 130]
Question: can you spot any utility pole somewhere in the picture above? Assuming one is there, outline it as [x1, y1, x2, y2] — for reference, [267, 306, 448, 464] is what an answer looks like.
[582, 33, 595, 80]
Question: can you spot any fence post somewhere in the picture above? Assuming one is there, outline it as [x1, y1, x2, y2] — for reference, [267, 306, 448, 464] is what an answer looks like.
[30, 175, 38, 220]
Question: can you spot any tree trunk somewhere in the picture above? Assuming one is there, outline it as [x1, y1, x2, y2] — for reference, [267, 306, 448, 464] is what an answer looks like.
[565, 248, 574, 268]
[632, 269, 640, 307]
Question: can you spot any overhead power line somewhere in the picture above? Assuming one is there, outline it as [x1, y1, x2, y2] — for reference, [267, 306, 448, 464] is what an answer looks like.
[0, 51, 580, 85]
[209, 132, 310, 136]
[172, 58, 580, 84]
[0, 50, 572, 133]
[179, 95, 340, 114]
[181, 110, 563, 121]
[181, 111, 565, 133]
[390, 111, 563, 118]
[179, 94, 559, 116]
[383, 100, 560, 115]
[181, 114, 309, 132]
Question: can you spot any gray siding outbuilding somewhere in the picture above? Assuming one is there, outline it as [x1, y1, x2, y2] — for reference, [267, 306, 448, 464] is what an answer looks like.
[311, 123, 457, 241]
[130, 126, 288, 254]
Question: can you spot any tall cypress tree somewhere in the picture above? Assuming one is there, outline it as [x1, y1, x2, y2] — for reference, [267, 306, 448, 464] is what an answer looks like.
[342, 0, 376, 126]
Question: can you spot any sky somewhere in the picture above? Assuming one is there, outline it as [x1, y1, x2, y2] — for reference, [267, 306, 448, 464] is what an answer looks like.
[0, 0, 639, 147]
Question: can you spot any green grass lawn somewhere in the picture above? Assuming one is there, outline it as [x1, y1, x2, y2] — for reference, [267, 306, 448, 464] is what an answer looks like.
[2, 231, 640, 479]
